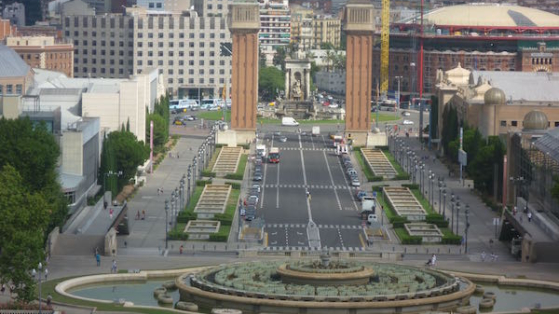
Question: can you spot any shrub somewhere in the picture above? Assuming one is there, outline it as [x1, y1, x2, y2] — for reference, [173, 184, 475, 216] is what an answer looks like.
[196, 180, 212, 186]
[238, 143, 250, 150]
[442, 234, 462, 245]
[376, 146, 389, 150]
[395, 174, 410, 180]
[177, 211, 197, 223]
[202, 170, 216, 177]
[209, 234, 228, 242]
[214, 213, 233, 226]
[225, 182, 241, 190]
[372, 185, 389, 192]
[401, 183, 419, 190]
[426, 214, 449, 227]
[215, 144, 225, 148]
[370, 175, 384, 182]
[224, 173, 244, 180]
[390, 216, 410, 228]
[168, 230, 189, 240]
[395, 228, 422, 245]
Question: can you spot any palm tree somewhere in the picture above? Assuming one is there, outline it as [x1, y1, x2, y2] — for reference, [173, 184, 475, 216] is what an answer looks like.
[325, 50, 335, 72]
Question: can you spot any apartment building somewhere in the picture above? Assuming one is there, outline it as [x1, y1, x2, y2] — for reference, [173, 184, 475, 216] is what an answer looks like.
[0, 17, 16, 40]
[259, 0, 290, 64]
[63, 7, 232, 98]
[312, 15, 340, 49]
[7, 36, 74, 77]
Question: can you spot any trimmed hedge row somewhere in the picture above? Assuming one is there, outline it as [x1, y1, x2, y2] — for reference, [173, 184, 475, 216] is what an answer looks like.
[354, 147, 378, 182]
[395, 228, 422, 245]
[401, 183, 420, 190]
[426, 213, 449, 228]
[168, 230, 189, 240]
[202, 170, 216, 177]
[209, 234, 228, 242]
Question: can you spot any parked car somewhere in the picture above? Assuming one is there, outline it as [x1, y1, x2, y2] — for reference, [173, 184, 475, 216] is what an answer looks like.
[183, 115, 195, 121]
[347, 169, 358, 177]
[355, 190, 368, 201]
[245, 205, 257, 221]
[351, 176, 361, 187]
[251, 184, 261, 193]
[402, 111, 411, 117]
[253, 171, 263, 181]
[245, 195, 259, 206]
[403, 119, 414, 125]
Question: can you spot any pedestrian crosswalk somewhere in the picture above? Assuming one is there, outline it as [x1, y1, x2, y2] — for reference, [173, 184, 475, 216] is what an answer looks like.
[280, 147, 335, 152]
[265, 223, 363, 229]
[263, 184, 358, 190]
[261, 246, 364, 252]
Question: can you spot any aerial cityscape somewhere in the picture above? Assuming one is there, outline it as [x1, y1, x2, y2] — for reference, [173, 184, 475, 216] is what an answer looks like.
[1, 0, 559, 313]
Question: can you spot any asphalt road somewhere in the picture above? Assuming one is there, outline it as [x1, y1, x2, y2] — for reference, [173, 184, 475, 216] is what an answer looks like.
[252, 131, 365, 251]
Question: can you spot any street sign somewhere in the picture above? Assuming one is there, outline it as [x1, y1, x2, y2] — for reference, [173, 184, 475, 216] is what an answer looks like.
[458, 149, 468, 166]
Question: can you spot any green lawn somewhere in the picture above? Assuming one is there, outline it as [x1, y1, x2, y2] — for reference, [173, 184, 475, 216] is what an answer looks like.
[375, 191, 398, 220]
[224, 154, 247, 180]
[205, 147, 222, 172]
[198, 110, 230, 121]
[373, 112, 401, 122]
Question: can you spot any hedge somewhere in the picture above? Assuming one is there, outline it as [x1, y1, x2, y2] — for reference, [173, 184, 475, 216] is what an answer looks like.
[426, 213, 449, 228]
[168, 230, 189, 240]
[177, 210, 197, 223]
[370, 176, 384, 182]
[395, 174, 411, 180]
[224, 154, 248, 180]
[202, 170, 216, 177]
[395, 228, 422, 245]
[391, 216, 410, 228]
[209, 234, 228, 242]
[372, 185, 389, 192]
[215, 144, 226, 148]
[196, 179, 212, 186]
[401, 183, 419, 190]
[214, 213, 233, 226]
[224, 181, 241, 190]
[441, 235, 462, 245]
[224, 173, 243, 180]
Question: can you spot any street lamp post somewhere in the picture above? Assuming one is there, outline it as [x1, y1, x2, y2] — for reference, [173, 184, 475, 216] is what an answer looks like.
[187, 169, 192, 208]
[180, 175, 185, 211]
[442, 188, 447, 219]
[32, 262, 48, 314]
[455, 198, 461, 235]
[465, 204, 470, 253]
[165, 200, 169, 249]
[192, 158, 197, 183]
[450, 193, 455, 232]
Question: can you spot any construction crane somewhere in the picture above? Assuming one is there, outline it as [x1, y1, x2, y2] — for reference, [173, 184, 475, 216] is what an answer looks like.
[380, 0, 390, 98]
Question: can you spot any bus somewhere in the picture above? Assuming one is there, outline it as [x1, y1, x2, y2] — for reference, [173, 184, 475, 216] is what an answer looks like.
[268, 147, 280, 163]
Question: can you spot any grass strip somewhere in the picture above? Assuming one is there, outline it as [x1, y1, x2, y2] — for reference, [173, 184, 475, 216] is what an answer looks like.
[381, 149, 409, 179]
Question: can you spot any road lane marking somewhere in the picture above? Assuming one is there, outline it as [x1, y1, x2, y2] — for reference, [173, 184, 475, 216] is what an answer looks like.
[322, 150, 343, 211]
[260, 162, 268, 209]
[310, 133, 315, 149]
[299, 133, 321, 248]
[276, 163, 280, 208]
[337, 156, 360, 211]
[337, 227, 345, 247]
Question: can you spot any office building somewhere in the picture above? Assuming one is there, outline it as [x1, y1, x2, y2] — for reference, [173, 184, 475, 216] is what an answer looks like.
[7, 36, 74, 77]
[3, 2, 25, 27]
[63, 6, 232, 98]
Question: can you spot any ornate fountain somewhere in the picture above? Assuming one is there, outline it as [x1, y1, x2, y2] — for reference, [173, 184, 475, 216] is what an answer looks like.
[176, 254, 475, 314]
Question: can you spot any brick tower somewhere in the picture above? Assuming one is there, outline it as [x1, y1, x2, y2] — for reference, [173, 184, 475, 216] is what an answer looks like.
[228, 2, 260, 143]
[344, 1, 375, 146]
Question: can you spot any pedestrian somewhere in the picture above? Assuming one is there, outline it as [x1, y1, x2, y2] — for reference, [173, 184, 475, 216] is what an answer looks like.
[481, 251, 486, 262]
[513, 206, 517, 216]
[180, 245, 184, 254]
[111, 260, 117, 273]
[136, 210, 140, 220]
[109, 208, 114, 220]
[431, 254, 437, 266]
[142, 210, 146, 220]
[528, 211, 532, 222]
[124, 241, 127, 248]
[177, 153, 180, 159]
[1, 284, 5, 294]
[95, 253, 101, 266]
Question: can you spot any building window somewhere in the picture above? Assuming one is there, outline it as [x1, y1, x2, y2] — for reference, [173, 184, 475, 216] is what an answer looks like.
[511, 121, 517, 127]
[6, 85, 13, 94]
[555, 122, 559, 127]
[0, 85, 2, 94]
[500, 121, 506, 127]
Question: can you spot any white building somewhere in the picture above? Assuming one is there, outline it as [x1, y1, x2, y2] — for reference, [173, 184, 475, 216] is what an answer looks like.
[63, 6, 232, 98]
[315, 70, 345, 95]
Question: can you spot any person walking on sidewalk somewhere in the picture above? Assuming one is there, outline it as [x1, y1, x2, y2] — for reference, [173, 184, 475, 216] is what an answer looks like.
[528, 211, 533, 222]
[95, 253, 101, 266]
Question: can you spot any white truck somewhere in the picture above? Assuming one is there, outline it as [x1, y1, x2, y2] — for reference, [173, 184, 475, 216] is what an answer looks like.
[312, 126, 320, 137]
[256, 144, 267, 158]
[360, 196, 378, 224]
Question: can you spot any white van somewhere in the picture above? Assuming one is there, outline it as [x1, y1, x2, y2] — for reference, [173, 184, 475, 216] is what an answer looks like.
[281, 117, 299, 126]
[200, 99, 220, 110]
[170, 99, 198, 111]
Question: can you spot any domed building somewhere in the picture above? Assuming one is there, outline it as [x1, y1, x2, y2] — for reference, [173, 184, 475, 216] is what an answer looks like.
[372, 3, 559, 96]
[434, 64, 559, 141]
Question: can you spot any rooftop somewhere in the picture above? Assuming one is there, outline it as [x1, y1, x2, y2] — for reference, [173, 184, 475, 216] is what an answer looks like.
[471, 71, 559, 103]
[423, 4, 559, 28]
[0, 44, 30, 78]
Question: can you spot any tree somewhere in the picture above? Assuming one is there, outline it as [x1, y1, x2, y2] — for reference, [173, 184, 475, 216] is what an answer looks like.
[100, 130, 149, 196]
[259, 66, 285, 100]
[0, 118, 67, 230]
[146, 113, 167, 152]
[273, 47, 287, 71]
[0, 165, 50, 302]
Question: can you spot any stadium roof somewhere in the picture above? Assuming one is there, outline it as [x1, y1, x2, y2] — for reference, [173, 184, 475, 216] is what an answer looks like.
[423, 4, 559, 28]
